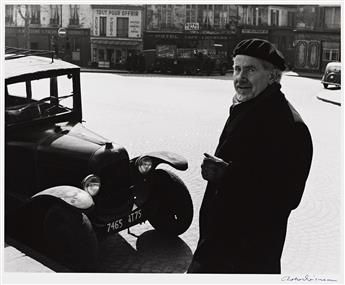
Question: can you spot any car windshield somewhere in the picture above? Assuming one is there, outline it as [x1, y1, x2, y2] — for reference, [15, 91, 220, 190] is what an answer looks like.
[5, 74, 74, 125]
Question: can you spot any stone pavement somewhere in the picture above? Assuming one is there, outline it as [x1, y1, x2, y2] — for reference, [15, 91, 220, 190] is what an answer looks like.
[3, 68, 340, 275]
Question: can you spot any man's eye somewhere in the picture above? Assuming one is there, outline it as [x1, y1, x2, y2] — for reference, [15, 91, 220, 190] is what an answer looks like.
[248, 67, 256, 72]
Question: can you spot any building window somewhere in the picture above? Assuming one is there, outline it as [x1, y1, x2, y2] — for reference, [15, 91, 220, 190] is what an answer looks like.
[214, 5, 223, 28]
[30, 5, 40, 25]
[324, 7, 340, 29]
[99, 16, 107, 36]
[186, 4, 197, 23]
[50, 5, 59, 25]
[5, 5, 14, 25]
[288, 11, 296, 27]
[160, 5, 173, 29]
[69, 5, 79, 26]
[117, 17, 129, 37]
[256, 7, 265, 26]
[323, 49, 339, 61]
[270, 9, 279, 26]
[198, 5, 213, 29]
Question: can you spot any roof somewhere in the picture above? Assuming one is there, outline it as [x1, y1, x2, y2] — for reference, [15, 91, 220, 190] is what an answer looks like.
[5, 55, 80, 83]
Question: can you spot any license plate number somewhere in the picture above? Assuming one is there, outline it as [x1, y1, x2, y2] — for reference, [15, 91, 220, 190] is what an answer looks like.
[106, 209, 142, 233]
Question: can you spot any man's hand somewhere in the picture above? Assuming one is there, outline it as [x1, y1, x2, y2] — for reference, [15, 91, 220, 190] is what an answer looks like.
[201, 153, 230, 183]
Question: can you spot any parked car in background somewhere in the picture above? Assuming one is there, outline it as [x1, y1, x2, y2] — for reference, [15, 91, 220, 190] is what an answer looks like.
[321, 61, 341, 89]
[5, 47, 193, 271]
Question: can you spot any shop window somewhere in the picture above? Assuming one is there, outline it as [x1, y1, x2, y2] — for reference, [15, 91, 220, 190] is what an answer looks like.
[30, 5, 40, 25]
[69, 5, 79, 26]
[93, 48, 97, 62]
[30, 42, 38, 49]
[323, 49, 339, 61]
[100, 16, 107, 36]
[98, 49, 105, 61]
[5, 5, 14, 25]
[117, 17, 129, 37]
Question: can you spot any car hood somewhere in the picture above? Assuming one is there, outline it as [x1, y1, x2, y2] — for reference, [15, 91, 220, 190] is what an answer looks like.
[37, 122, 120, 165]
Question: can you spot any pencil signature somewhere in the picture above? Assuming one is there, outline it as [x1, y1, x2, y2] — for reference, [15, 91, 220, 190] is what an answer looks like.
[281, 275, 337, 282]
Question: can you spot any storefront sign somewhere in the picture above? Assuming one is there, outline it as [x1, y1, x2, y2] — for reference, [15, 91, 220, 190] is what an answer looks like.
[241, 29, 268, 34]
[96, 9, 139, 17]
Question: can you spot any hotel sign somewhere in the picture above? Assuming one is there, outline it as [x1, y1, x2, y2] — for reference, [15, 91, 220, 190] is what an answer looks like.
[184, 22, 199, 31]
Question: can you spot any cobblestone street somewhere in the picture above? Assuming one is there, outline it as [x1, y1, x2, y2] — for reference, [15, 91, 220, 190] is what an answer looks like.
[4, 72, 342, 283]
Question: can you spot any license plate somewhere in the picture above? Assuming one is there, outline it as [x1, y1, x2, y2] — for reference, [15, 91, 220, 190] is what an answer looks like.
[106, 208, 142, 233]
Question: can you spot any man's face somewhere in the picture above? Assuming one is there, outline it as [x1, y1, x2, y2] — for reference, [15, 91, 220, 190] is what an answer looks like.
[233, 55, 273, 102]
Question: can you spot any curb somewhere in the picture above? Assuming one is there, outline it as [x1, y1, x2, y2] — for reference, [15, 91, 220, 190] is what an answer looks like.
[316, 95, 341, 106]
[4, 237, 70, 273]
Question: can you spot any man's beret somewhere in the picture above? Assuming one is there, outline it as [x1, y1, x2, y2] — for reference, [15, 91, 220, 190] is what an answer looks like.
[232, 38, 286, 71]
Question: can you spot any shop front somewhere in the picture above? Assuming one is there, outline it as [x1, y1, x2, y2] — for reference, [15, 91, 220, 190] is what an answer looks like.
[294, 30, 340, 73]
[90, 38, 142, 68]
[143, 31, 235, 60]
[91, 6, 143, 69]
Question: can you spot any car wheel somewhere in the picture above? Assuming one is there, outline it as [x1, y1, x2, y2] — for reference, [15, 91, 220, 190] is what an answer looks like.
[147, 169, 193, 236]
[323, 83, 328, 89]
[43, 203, 98, 272]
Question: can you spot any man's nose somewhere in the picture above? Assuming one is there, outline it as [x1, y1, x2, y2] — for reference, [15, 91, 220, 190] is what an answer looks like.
[235, 69, 246, 80]
[236, 70, 248, 81]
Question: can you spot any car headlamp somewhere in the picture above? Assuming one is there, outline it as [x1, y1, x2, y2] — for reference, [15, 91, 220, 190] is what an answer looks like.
[136, 156, 153, 175]
[82, 174, 101, 196]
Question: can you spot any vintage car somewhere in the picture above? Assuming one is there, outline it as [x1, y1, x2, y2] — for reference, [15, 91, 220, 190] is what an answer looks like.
[321, 61, 341, 89]
[4, 47, 193, 271]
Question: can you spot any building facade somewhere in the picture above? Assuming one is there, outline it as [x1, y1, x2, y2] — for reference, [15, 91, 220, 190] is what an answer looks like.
[293, 5, 341, 72]
[5, 4, 340, 72]
[144, 5, 239, 63]
[90, 5, 144, 68]
[5, 4, 92, 67]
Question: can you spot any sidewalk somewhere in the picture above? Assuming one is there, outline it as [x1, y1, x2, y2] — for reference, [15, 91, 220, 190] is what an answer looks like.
[80, 67, 324, 79]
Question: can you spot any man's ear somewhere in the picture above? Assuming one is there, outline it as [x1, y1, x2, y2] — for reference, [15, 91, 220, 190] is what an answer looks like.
[268, 71, 276, 84]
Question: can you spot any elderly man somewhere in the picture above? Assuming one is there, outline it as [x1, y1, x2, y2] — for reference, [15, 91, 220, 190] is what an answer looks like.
[188, 38, 313, 274]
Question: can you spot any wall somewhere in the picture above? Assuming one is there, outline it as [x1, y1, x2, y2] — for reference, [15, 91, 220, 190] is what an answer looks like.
[92, 7, 142, 37]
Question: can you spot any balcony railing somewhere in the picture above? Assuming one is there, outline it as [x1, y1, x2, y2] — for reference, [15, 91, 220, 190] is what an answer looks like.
[49, 18, 59, 26]
[5, 16, 14, 25]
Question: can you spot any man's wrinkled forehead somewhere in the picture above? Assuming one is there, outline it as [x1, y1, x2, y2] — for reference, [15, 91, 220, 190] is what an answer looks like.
[233, 55, 263, 69]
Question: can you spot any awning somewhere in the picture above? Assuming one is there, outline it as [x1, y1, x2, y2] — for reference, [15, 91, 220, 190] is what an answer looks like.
[91, 38, 141, 46]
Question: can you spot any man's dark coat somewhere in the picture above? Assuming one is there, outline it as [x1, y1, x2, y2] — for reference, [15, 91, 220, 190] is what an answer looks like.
[188, 83, 313, 274]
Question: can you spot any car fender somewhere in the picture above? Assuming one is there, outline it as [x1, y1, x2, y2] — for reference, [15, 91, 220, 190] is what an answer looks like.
[132, 151, 188, 171]
[31, 185, 94, 210]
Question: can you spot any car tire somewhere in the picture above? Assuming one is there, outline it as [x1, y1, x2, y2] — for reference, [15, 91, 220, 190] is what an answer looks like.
[43, 203, 98, 272]
[147, 169, 193, 236]
[323, 83, 328, 89]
